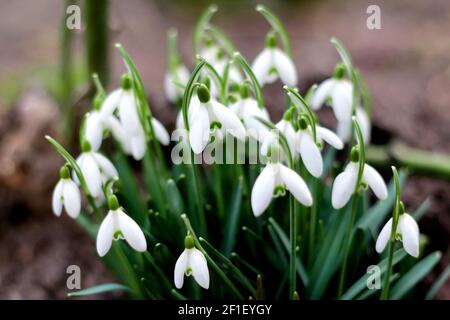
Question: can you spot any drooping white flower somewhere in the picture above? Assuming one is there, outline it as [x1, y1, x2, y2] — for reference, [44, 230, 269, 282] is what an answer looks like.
[310, 64, 353, 123]
[295, 119, 344, 178]
[252, 33, 297, 87]
[96, 195, 147, 257]
[376, 212, 420, 258]
[74, 141, 118, 198]
[331, 155, 388, 209]
[100, 74, 170, 160]
[336, 107, 371, 144]
[52, 166, 81, 219]
[251, 145, 313, 217]
[174, 235, 209, 289]
[165, 64, 190, 103]
[229, 86, 271, 142]
[188, 85, 246, 154]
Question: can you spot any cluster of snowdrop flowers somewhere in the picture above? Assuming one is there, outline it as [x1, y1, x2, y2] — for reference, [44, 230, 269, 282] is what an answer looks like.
[46, 5, 435, 300]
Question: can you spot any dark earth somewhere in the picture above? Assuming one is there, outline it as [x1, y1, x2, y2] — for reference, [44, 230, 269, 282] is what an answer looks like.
[0, 0, 449, 299]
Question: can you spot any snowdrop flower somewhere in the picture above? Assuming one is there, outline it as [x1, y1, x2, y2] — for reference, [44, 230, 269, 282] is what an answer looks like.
[165, 64, 190, 103]
[189, 84, 246, 154]
[74, 141, 118, 198]
[251, 144, 312, 217]
[376, 208, 420, 258]
[336, 107, 371, 144]
[229, 84, 271, 142]
[331, 148, 388, 209]
[96, 195, 147, 257]
[52, 165, 81, 219]
[100, 74, 170, 160]
[310, 64, 353, 123]
[174, 235, 209, 289]
[252, 33, 297, 87]
[295, 117, 344, 177]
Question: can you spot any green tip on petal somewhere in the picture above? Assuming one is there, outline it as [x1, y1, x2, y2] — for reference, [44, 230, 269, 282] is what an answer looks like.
[108, 195, 120, 211]
[184, 235, 195, 249]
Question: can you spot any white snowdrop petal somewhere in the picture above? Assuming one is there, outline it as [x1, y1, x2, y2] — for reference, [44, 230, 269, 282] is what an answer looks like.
[331, 164, 358, 209]
[174, 249, 189, 289]
[52, 180, 64, 216]
[356, 107, 371, 144]
[189, 249, 210, 289]
[119, 91, 141, 135]
[331, 81, 353, 122]
[300, 133, 323, 178]
[273, 48, 298, 86]
[316, 126, 344, 150]
[151, 118, 170, 146]
[96, 212, 115, 257]
[276, 120, 296, 155]
[310, 78, 335, 110]
[375, 218, 392, 254]
[251, 164, 277, 217]
[85, 112, 103, 151]
[211, 101, 246, 141]
[63, 180, 81, 219]
[164, 73, 178, 103]
[251, 48, 272, 86]
[100, 89, 122, 119]
[93, 152, 118, 178]
[398, 214, 420, 258]
[260, 133, 275, 157]
[189, 107, 210, 154]
[117, 210, 147, 252]
[363, 164, 388, 200]
[279, 164, 313, 207]
[336, 120, 351, 143]
[106, 116, 131, 153]
[130, 130, 147, 160]
[82, 154, 102, 198]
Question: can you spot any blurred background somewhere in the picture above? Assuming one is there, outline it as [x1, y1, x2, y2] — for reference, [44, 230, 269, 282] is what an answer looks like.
[0, 0, 449, 299]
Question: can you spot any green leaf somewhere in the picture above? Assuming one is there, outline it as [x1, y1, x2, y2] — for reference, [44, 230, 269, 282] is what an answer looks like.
[113, 152, 147, 226]
[356, 273, 400, 300]
[221, 177, 243, 256]
[200, 237, 255, 296]
[67, 283, 131, 297]
[166, 179, 185, 216]
[426, 264, 450, 300]
[412, 198, 431, 222]
[268, 218, 309, 286]
[341, 249, 407, 300]
[76, 213, 98, 239]
[390, 251, 441, 299]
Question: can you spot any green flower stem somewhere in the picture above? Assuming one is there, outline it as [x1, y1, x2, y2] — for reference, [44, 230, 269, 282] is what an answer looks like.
[213, 164, 225, 220]
[192, 5, 218, 56]
[256, 4, 292, 57]
[308, 177, 319, 264]
[233, 52, 264, 109]
[338, 118, 366, 297]
[181, 214, 244, 299]
[111, 243, 142, 298]
[167, 28, 180, 74]
[86, 0, 109, 85]
[337, 191, 359, 297]
[380, 166, 401, 299]
[289, 194, 297, 299]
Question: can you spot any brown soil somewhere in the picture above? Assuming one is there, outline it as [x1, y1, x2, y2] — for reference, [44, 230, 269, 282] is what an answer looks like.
[0, 0, 449, 299]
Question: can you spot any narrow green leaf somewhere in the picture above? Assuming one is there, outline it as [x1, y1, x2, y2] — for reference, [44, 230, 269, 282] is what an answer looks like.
[341, 249, 407, 300]
[356, 273, 400, 300]
[412, 198, 431, 221]
[390, 251, 441, 299]
[221, 177, 243, 256]
[67, 283, 131, 297]
[426, 264, 450, 300]
[268, 218, 309, 286]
